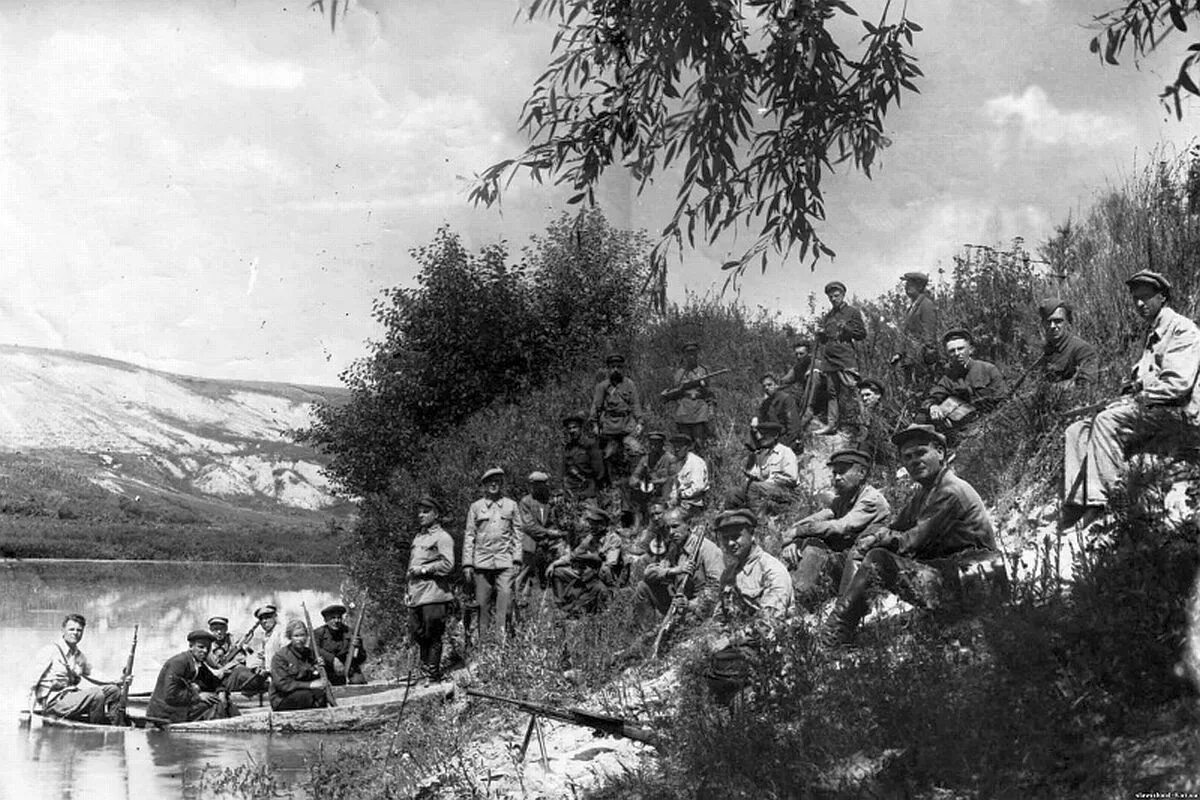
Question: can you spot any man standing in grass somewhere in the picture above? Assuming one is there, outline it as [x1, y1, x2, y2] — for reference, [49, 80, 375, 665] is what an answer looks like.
[407, 494, 455, 683]
[30, 614, 127, 724]
[463, 467, 524, 641]
[813, 281, 867, 439]
[589, 353, 644, 484]
[1061, 271, 1200, 530]
[663, 341, 716, 450]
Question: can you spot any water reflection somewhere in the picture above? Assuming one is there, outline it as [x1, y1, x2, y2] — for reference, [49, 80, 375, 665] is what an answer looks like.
[0, 560, 357, 800]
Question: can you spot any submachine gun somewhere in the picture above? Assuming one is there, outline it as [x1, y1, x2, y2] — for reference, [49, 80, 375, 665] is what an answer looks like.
[466, 688, 662, 750]
[660, 368, 731, 402]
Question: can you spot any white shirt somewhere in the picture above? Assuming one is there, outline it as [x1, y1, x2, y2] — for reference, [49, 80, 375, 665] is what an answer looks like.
[670, 452, 709, 503]
[747, 442, 799, 486]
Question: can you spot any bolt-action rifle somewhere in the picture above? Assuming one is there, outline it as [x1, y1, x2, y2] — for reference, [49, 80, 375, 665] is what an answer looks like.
[650, 529, 704, 659]
[466, 688, 662, 749]
[219, 619, 261, 667]
[349, 592, 369, 666]
[112, 625, 138, 727]
[660, 368, 731, 402]
[302, 602, 338, 707]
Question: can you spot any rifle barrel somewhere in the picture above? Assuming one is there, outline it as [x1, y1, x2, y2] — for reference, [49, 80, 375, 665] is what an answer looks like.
[465, 688, 662, 749]
[302, 602, 338, 707]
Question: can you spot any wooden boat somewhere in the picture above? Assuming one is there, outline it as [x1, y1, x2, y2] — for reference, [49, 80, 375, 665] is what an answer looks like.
[19, 680, 452, 734]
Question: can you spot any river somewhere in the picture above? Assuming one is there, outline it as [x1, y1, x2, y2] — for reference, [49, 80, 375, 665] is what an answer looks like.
[0, 559, 363, 800]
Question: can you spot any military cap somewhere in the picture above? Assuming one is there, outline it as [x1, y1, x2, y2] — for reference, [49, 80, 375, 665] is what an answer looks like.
[417, 494, 445, 515]
[824, 280, 847, 294]
[1036, 297, 1071, 320]
[891, 424, 946, 450]
[827, 448, 872, 468]
[187, 629, 218, 644]
[900, 271, 930, 286]
[791, 339, 812, 349]
[604, 353, 626, 365]
[480, 467, 505, 483]
[561, 412, 586, 426]
[756, 421, 783, 435]
[646, 430, 667, 441]
[1125, 269, 1172, 295]
[321, 603, 348, 618]
[681, 341, 700, 352]
[941, 327, 973, 345]
[207, 615, 230, 627]
[714, 508, 758, 531]
[858, 378, 886, 397]
[668, 432, 693, 446]
[527, 471, 550, 483]
[254, 604, 278, 619]
[582, 505, 610, 524]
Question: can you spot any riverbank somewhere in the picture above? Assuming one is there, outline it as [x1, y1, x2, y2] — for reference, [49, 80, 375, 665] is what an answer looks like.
[0, 515, 344, 563]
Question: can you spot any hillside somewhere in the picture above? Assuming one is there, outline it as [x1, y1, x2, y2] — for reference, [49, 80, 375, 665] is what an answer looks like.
[0, 344, 353, 561]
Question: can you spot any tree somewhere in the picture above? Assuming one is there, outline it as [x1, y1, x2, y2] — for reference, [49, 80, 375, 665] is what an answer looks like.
[296, 211, 650, 498]
[468, 0, 923, 281]
[1091, 0, 1200, 119]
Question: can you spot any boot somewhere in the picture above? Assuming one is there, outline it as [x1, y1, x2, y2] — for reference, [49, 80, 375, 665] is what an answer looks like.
[820, 599, 857, 649]
[815, 394, 840, 435]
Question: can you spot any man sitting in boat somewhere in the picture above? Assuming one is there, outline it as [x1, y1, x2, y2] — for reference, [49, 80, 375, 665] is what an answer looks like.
[29, 613, 128, 724]
[243, 604, 284, 674]
[146, 630, 240, 723]
[270, 620, 330, 711]
[206, 615, 269, 696]
[313, 604, 367, 686]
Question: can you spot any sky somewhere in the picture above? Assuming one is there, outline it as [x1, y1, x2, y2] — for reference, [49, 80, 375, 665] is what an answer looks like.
[0, 0, 1197, 385]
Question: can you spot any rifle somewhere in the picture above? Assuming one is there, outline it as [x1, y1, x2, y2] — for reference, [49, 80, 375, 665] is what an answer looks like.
[1062, 399, 1115, 420]
[349, 592, 369, 665]
[219, 619, 260, 667]
[302, 602, 338, 707]
[112, 625, 138, 727]
[798, 342, 824, 428]
[466, 688, 662, 750]
[660, 367, 731, 402]
[650, 529, 704, 659]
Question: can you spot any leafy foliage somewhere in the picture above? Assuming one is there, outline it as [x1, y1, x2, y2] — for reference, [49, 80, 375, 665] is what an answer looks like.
[469, 0, 923, 278]
[1091, 0, 1200, 118]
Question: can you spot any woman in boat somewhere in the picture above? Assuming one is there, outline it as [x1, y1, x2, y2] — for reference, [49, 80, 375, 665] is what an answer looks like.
[269, 620, 329, 711]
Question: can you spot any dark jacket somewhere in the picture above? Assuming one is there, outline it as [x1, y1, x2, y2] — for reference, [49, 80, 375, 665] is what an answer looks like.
[757, 389, 804, 443]
[1042, 332, 1099, 386]
[563, 436, 604, 497]
[269, 644, 323, 710]
[589, 377, 643, 435]
[928, 359, 1008, 411]
[818, 303, 867, 373]
[146, 651, 221, 723]
[313, 625, 367, 677]
[888, 467, 997, 559]
[901, 293, 938, 365]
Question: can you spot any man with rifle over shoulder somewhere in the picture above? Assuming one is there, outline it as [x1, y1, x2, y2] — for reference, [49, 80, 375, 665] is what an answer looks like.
[661, 341, 727, 451]
[1060, 270, 1200, 530]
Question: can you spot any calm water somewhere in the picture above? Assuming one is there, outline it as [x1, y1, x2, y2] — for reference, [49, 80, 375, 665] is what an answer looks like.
[0, 559, 360, 800]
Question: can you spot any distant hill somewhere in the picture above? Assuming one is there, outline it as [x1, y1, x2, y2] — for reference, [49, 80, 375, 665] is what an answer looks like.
[0, 345, 353, 558]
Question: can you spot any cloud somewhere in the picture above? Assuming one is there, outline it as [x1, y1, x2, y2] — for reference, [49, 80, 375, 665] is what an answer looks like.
[210, 56, 305, 91]
[983, 85, 1132, 146]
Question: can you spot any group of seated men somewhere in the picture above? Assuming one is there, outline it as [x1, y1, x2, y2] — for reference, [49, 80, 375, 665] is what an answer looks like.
[28, 602, 366, 725]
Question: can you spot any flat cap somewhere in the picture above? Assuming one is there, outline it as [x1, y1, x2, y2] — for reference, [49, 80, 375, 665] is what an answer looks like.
[254, 604, 278, 619]
[646, 430, 667, 441]
[1125, 269, 1171, 294]
[791, 339, 812, 349]
[824, 280, 847, 294]
[756, 420, 783, 434]
[901, 271, 930, 285]
[527, 471, 550, 483]
[668, 432, 693, 445]
[480, 467, 505, 483]
[941, 327, 973, 345]
[891, 424, 946, 450]
[207, 615, 230, 627]
[681, 341, 700, 352]
[604, 352, 626, 364]
[561, 412, 586, 426]
[417, 494, 445, 515]
[827, 448, 872, 468]
[858, 378, 886, 397]
[715, 508, 758, 531]
[187, 629, 218, 644]
[321, 603, 348, 618]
